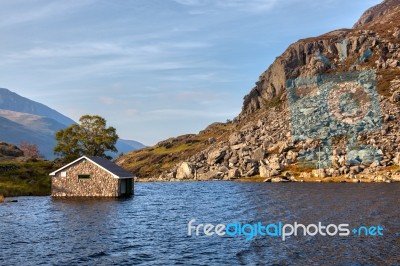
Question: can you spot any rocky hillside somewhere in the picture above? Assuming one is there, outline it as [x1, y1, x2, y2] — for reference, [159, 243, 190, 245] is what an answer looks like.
[116, 123, 235, 179]
[117, 0, 400, 183]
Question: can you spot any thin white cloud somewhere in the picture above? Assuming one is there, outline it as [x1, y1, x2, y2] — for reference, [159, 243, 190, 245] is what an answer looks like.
[98, 96, 117, 105]
[124, 109, 139, 117]
[174, 0, 278, 12]
[162, 72, 224, 82]
[174, 0, 204, 6]
[0, 0, 96, 27]
[0, 39, 220, 84]
[148, 108, 237, 119]
[215, 0, 278, 11]
[3, 40, 211, 61]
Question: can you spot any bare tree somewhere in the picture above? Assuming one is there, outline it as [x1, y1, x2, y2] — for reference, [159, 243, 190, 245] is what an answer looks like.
[19, 142, 41, 159]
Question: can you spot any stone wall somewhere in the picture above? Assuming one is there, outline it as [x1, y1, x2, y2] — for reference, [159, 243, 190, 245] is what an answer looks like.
[52, 159, 120, 197]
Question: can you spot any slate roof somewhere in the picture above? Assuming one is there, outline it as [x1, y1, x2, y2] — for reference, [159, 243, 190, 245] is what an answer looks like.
[50, 155, 133, 179]
[87, 156, 133, 178]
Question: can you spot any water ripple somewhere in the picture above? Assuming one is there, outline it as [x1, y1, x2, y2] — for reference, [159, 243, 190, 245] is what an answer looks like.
[0, 182, 399, 265]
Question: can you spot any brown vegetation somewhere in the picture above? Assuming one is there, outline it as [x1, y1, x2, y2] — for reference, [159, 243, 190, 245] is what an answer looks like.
[116, 123, 236, 179]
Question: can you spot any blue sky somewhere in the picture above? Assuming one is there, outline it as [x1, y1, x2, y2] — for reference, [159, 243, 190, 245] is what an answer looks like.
[0, 0, 381, 145]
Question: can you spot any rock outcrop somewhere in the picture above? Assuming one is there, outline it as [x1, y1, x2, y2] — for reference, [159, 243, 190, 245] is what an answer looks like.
[0, 142, 23, 158]
[241, 0, 400, 117]
[353, 0, 400, 29]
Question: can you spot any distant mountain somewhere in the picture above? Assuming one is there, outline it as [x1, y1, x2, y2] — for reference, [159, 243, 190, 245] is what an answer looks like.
[118, 139, 147, 151]
[0, 109, 67, 135]
[112, 139, 146, 157]
[0, 115, 58, 159]
[0, 88, 75, 126]
[0, 88, 145, 159]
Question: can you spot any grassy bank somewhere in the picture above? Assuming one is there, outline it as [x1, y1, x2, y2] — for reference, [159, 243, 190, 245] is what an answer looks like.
[0, 160, 55, 197]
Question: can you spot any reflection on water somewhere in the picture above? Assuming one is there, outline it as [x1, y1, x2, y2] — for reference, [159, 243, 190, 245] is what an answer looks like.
[0, 182, 399, 265]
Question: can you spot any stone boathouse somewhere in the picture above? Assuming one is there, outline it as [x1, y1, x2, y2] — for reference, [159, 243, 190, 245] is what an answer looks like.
[50, 156, 134, 197]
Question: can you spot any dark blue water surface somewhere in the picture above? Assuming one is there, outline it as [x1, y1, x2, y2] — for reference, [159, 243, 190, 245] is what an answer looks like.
[1, 182, 399, 265]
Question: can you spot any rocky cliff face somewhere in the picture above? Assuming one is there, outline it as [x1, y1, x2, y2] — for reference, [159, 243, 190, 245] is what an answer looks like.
[241, 0, 400, 117]
[118, 0, 400, 183]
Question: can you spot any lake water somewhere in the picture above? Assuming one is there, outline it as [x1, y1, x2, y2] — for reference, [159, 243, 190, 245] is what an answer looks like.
[1, 182, 399, 265]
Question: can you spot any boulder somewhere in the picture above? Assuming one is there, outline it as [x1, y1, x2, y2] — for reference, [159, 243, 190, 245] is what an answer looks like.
[271, 177, 290, 183]
[245, 167, 258, 177]
[258, 165, 280, 177]
[370, 160, 381, 168]
[196, 170, 224, 180]
[217, 165, 229, 173]
[207, 150, 226, 165]
[332, 156, 340, 169]
[238, 147, 250, 157]
[167, 171, 176, 179]
[394, 153, 400, 165]
[286, 150, 298, 161]
[251, 147, 265, 161]
[228, 168, 240, 179]
[262, 139, 270, 149]
[386, 58, 399, 68]
[349, 165, 362, 175]
[223, 152, 232, 162]
[391, 91, 400, 103]
[259, 165, 269, 178]
[267, 141, 292, 154]
[176, 162, 195, 179]
[195, 173, 209, 181]
[229, 156, 239, 164]
[375, 56, 385, 68]
[333, 148, 345, 156]
[338, 156, 347, 167]
[393, 29, 400, 38]
[231, 143, 244, 150]
[269, 160, 282, 171]
[374, 175, 386, 182]
[391, 175, 400, 182]
[300, 172, 311, 178]
[312, 169, 326, 178]
[208, 171, 224, 180]
[339, 166, 349, 175]
[348, 158, 361, 166]
[229, 133, 242, 145]
[269, 169, 281, 177]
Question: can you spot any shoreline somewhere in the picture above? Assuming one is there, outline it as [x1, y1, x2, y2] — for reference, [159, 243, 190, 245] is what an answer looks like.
[136, 175, 400, 183]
